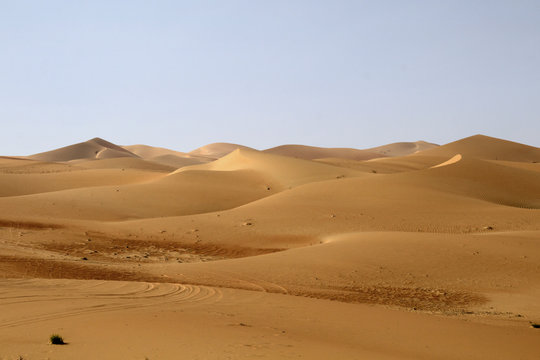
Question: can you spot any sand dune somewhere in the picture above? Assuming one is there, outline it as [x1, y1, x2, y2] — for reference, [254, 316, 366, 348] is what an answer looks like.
[263, 141, 438, 161]
[122, 144, 189, 158]
[122, 144, 211, 168]
[1, 134, 539, 359]
[415, 156, 540, 208]
[0, 169, 279, 220]
[366, 140, 439, 157]
[0, 156, 166, 197]
[0, 156, 83, 173]
[29, 137, 138, 162]
[189, 142, 256, 159]
[176, 148, 367, 188]
[314, 154, 447, 173]
[263, 144, 384, 161]
[417, 134, 540, 161]
[72, 157, 177, 172]
[146, 153, 210, 168]
[0, 168, 164, 197]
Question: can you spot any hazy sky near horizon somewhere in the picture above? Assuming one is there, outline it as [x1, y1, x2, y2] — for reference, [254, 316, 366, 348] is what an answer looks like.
[1, 0, 539, 155]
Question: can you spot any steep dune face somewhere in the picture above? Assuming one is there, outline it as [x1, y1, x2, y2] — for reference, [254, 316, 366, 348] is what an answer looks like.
[263, 144, 383, 161]
[416, 134, 540, 161]
[29, 138, 138, 162]
[366, 140, 439, 157]
[431, 154, 462, 168]
[189, 142, 256, 159]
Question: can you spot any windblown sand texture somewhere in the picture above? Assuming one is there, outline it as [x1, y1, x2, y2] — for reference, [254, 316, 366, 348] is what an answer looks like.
[1, 134, 539, 359]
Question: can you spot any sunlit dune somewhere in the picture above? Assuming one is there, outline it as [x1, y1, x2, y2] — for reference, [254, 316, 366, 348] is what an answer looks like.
[431, 153, 462, 168]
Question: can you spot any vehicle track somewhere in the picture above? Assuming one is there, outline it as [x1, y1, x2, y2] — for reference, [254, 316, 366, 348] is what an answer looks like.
[0, 279, 223, 329]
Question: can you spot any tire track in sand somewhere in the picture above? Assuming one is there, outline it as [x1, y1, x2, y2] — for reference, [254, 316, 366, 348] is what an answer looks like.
[0, 279, 222, 329]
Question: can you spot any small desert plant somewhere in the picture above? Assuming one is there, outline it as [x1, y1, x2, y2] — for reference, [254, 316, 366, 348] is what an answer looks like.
[50, 334, 65, 345]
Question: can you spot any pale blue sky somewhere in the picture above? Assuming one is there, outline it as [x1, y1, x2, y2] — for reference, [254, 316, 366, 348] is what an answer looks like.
[1, 0, 539, 155]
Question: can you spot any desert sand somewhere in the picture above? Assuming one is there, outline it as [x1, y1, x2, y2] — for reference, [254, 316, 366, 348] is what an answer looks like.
[0, 134, 539, 359]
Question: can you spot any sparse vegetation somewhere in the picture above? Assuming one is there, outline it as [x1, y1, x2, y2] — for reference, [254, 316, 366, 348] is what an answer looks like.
[50, 334, 65, 345]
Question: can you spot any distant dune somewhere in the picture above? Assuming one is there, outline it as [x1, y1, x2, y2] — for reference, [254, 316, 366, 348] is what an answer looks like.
[263, 144, 384, 161]
[29, 137, 138, 162]
[189, 142, 256, 159]
[366, 140, 439, 157]
[177, 147, 367, 188]
[123, 144, 211, 168]
[122, 144, 189, 159]
[416, 134, 540, 161]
